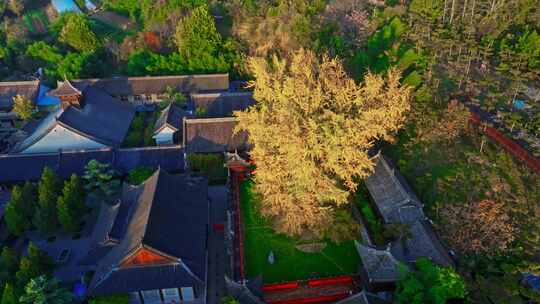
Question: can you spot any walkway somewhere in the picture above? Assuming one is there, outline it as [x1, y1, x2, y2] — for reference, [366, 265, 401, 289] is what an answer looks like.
[207, 185, 229, 304]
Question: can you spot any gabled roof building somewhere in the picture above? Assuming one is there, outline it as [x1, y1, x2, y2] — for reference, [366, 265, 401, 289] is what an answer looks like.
[153, 104, 187, 146]
[68, 74, 230, 99]
[11, 81, 135, 154]
[183, 117, 249, 154]
[354, 241, 401, 291]
[87, 169, 209, 303]
[190, 91, 254, 117]
[359, 153, 454, 291]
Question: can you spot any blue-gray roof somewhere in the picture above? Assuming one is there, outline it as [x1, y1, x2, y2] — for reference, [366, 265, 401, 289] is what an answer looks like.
[89, 169, 209, 296]
[0, 146, 185, 183]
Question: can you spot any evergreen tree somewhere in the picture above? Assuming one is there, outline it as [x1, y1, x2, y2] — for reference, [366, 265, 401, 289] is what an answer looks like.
[396, 258, 466, 304]
[83, 160, 120, 200]
[19, 276, 72, 304]
[57, 174, 86, 233]
[27, 243, 54, 276]
[15, 257, 39, 289]
[34, 167, 61, 235]
[4, 185, 31, 236]
[59, 13, 100, 53]
[1, 283, 17, 304]
[20, 182, 36, 223]
[0, 247, 19, 274]
[174, 5, 229, 73]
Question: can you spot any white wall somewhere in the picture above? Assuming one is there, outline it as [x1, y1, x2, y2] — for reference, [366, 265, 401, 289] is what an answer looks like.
[153, 126, 176, 145]
[22, 124, 106, 154]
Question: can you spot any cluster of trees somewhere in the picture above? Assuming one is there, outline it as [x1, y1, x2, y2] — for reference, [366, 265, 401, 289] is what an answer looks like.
[4, 167, 86, 236]
[396, 258, 467, 303]
[0, 5, 110, 83]
[0, 244, 62, 304]
[126, 5, 242, 76]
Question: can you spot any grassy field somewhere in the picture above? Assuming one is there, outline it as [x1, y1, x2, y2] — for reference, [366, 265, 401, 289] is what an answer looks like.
[240, 180, 360, 283]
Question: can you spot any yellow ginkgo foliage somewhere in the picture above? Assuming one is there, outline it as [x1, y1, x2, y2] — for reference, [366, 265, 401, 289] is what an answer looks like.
[235, 49, 412, 238]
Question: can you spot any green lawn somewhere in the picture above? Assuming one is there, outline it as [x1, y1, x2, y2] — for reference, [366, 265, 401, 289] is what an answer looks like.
[240, 180, 360, 283]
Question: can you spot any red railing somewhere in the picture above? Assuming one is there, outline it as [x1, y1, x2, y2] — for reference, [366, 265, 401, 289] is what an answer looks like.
[470, 112, 540, 173]
[232, 173, 246, 281]
[266, 293, 349, 304]
[307, 276, 353, 287]
[262, 282, 300, 292]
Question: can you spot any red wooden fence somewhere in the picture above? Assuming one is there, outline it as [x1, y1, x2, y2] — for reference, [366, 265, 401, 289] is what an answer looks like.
[470, 112, 540, 173]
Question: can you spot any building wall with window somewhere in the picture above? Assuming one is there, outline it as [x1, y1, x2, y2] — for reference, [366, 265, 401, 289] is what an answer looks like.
[128, 286, 201, 304]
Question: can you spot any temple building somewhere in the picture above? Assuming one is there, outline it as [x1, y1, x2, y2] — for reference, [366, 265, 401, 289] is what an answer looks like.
[87, 169, 210, 303]
[10, 80, 135, 154]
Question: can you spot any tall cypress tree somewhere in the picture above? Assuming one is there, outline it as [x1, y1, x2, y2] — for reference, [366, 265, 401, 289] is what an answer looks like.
[33, 167, 61, 235]
[1, 283, 17, 304]
[4, 186, 30, 236]
[58, 174, 86, 233]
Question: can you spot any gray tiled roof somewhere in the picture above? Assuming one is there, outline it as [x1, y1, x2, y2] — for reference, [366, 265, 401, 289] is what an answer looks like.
[391, 220, 454, 267]
[334, 291, 389, 304]
[183, 117, 249, 153]
[0, 80, 39, 111]
[90, 264, 205, 296]
[153, 104, 186, 134]
[190, 91, 254, 117]
[365, 154, 424, 223]
[355, 241, 401, 283]
[12, 86, 135, 152]
[69, 74, 229, 96]
[89, 169, 209, 296]
[0, 146, 185, 183]
[57, 86, 135, 146]
[48, 80, 82, 96]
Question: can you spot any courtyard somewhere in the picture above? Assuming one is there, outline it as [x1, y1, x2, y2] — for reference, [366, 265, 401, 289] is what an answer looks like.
[240, 180, 360, 284]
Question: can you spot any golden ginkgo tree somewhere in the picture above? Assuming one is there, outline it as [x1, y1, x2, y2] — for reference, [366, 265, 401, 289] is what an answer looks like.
[235, 49, 412, 238]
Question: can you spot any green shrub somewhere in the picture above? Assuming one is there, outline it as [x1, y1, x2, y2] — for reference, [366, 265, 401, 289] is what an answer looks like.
[127, 167, 155, 185]
[89, 295, 129, 304]
[187, 153, 227, 183]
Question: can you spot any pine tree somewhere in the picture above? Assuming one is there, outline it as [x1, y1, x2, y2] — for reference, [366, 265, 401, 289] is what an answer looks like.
[19, 276, 72, 304]
[0, 247, 19, 274]
[59, 14, 100, 53]
[1, 283, 17, 304]
[15, 257, 39, 289]
[57, 174, 86, 233]
[33, 167, 61, 236]
[27, 243, 54, 275]
[4, 185, 31, 236]
[235, 49, 412, 237]
[20, 182, 36, 224]
[174, 5, 229, 73]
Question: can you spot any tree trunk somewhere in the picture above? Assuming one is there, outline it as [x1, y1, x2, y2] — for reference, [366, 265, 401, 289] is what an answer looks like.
[450, 0, 456, 24]
[443, 0, 448, 23]
[470, 0, 476, 23]
[462, 0, 468, 22]
[480, 138, 485, 153]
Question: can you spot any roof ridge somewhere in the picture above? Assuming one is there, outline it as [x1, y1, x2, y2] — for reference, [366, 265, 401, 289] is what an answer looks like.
[191, 91, 253, 98]
[0, 80, 40, 86]
[71, 73, 229, 82]
[184, 117, 238, 123]
[140, 168, 165, 245]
